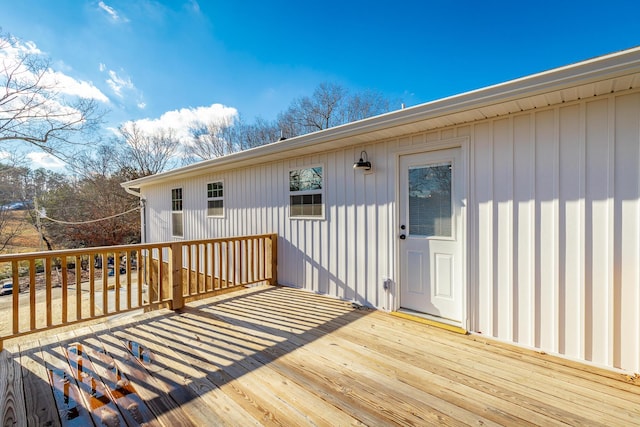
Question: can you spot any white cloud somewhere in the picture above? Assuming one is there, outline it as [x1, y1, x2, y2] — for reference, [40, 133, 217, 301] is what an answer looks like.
[0, 151, 10, 160]
[99, 63, 106, 72]
[105, 69, 135, 98]
[0, 38, 109, 103]
[98, 1, 128, 22]
[124, 103, 238, 143]
[137, 101, 147, 109]
[27, 152, 67, 170]
[43, 69, 110, 102]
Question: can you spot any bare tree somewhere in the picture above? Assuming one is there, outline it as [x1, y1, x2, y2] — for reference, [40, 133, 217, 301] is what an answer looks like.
[238, 116, 282, 150]
[117, 122, 180, 177]
[0, 32, 103, 162]
[186, 116, 237, 161]
[183, 82, 393, 163]
[185, 115, 282, 162]
[345, 89, 390, 123]
[277, 82, 390, 138]
[0, 162, 27, 251]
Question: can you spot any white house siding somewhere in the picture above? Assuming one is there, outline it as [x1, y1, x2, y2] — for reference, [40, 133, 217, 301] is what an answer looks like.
[470, 91, 640, 372]
[141, 88, 640, 373]
[142, 143, 399, 311]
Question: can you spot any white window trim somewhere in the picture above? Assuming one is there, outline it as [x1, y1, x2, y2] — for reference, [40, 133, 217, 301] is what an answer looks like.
[288, 164, 325, 220]
[171, 187, 184, 238]
[206, 179, 225, 218]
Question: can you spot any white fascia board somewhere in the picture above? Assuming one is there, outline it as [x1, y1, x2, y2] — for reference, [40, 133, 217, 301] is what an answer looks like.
[121, 46, 640, 190]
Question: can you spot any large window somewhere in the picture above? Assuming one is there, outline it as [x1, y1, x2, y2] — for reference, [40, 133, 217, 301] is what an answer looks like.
[289, 166, 323, 218]
[207, 181, 224, 217]
[171, 188, 183, 237]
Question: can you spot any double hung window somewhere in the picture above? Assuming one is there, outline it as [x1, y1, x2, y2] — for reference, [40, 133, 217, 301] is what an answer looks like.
[289, 166, 323, 218]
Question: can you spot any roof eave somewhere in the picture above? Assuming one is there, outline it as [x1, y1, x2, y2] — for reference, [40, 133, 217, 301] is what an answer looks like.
[122, 46, 640, 190]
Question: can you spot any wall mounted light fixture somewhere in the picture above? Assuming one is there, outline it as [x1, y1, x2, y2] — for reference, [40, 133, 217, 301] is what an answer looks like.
[353, 150, 372, 171]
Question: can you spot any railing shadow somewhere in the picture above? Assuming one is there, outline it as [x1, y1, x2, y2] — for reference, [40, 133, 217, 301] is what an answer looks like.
[1, 285, 372, 425]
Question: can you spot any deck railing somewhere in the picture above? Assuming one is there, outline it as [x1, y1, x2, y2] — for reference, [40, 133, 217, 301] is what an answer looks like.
[0, 234, 277, 349]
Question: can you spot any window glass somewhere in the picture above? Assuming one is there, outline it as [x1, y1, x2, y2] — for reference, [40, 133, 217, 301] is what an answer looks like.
[289, 167, 323, 218]
[289, 167, 322, 191]
[207, 181, 224, 217]
[171, 188, 182, 212]
[172, 212, 183, 237]
[408, 162, 452, 237]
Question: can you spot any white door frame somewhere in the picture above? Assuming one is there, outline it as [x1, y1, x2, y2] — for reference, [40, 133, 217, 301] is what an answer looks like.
[393, 136, 469, 328]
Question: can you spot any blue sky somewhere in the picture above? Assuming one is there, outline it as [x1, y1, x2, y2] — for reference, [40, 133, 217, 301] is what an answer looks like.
[2, 0, 639, 169]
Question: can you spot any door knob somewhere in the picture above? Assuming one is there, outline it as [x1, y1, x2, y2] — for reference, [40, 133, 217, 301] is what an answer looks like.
[399, 234, 406, 240]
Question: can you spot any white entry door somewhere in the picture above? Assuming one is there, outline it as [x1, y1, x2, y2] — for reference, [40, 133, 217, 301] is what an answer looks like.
[399, 148, 464, 322]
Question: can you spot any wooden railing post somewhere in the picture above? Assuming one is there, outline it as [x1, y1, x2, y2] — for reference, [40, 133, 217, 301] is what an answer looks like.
[169, 242, 184, 310]
[269, 234, 278, 286]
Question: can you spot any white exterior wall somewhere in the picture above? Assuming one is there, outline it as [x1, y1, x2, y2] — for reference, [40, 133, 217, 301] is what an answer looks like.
[143, 143, 399, 310]
[141, 89, 640, 372]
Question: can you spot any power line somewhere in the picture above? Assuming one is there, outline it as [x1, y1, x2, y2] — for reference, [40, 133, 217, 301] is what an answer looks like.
[38, 206, 140, 225]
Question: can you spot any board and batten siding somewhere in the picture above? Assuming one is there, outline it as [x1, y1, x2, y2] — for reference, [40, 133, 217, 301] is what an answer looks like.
[142, 89, 640, 372]
[470, 91, 640, 372]
[143, 143, 398, 311]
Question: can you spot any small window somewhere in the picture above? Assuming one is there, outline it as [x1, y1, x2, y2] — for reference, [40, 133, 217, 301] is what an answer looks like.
[171, 188, 183, 237]
[289, 166, 323, 218]
[207, 181, 224, 217]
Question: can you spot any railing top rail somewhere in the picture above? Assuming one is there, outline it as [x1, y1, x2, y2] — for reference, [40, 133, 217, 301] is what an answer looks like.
[180, 233, 277, 247]
[0, 242, 168, 262]
[0, 233, 277, 262]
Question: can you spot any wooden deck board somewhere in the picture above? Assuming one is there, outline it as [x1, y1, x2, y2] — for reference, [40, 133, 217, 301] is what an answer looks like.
[368, 314, 640, 422]
[18, 342, 61, 427]
[0, 343, 27, 427]
[2, 284, 639, 426]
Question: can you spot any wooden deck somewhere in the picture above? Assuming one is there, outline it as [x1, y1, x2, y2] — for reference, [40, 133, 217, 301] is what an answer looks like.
[1, 285, 639, 426]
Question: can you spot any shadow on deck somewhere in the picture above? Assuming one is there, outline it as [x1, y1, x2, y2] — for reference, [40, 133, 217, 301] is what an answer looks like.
[1, 285, 639, 426]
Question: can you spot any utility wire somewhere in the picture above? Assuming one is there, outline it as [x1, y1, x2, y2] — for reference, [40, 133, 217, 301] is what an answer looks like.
[37, 206, 140, 225]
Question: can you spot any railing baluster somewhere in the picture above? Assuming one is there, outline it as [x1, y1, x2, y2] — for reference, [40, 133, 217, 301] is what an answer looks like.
[46, 257, 52, 327]
[231, 239, 236, 286]
[158, 246, 163, 301]
[75, 255, 82, 321]
[196, 244, 202, 294]
[145, 248, 152, 303]
[89, 253, 95, 318]
[102, 252, 108, 315]
[249, 238, 253, 283]
[115, 251, 121, 313]
[29, 259, 36, 330]
[217, 241, 222, 289]
[12, 260, 19, 334]
[204, 243, 210, 292]
[241, 238, 247, 285]
[61, 256, 68, 324]
[126, 250, 132, 309]
[137, 248, 143, 307]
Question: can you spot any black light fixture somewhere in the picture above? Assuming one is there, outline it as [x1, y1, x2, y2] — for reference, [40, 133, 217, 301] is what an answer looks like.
[353, 150, 372, 171]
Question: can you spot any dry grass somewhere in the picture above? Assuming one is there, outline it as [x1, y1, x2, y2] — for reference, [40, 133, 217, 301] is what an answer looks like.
[1, 210, 42, 253]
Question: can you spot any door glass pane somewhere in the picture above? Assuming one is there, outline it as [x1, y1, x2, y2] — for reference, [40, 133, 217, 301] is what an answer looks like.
[408, 162, 452, 237]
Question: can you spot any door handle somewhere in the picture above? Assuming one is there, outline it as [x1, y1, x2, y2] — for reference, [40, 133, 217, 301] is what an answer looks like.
[399, 234, 406, 240]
